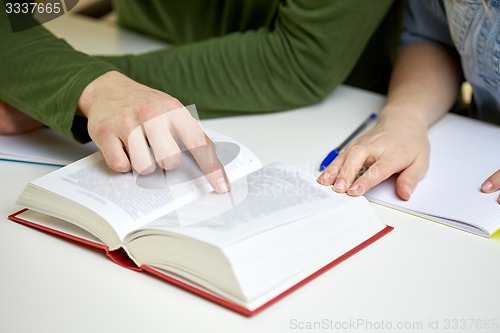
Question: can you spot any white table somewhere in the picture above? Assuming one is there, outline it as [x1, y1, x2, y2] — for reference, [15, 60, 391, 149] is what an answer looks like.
[1, 14, 499, 333]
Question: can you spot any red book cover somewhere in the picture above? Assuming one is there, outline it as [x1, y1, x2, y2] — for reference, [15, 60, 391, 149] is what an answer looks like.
[9, 208, 393, 317]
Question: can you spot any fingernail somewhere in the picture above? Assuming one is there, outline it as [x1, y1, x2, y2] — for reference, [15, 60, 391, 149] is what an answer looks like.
[482, 181, 493, 192]
[318, 171, 331, 182]
[333, 178, 347, 192]
[404, 185, 412, 198]
[216, 177, 229, 193]
[348, 184, 363, 196]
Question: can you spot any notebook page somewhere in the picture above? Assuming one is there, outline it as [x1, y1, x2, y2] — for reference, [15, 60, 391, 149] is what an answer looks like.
[0, 128, 98, 166]
[366, 114, 500, 236]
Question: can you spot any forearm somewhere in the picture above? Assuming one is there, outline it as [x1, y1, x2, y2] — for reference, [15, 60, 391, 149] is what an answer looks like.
[0, 10, 117, 142]
[379, 43, 463, 129]
[319, 43, 463, 198]
[101, 0, 394, 117]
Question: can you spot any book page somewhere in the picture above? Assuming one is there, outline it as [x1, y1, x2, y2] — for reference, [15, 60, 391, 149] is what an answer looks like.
[366, 114, 500, 236]
[14, 209, 104, 245]
[130, 163, 370, 246]
[20, 129, 262, 243]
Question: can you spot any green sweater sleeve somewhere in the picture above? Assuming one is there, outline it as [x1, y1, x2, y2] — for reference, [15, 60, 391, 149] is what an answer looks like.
[102, 0, 394, 119]
[0, 9, 118, 142]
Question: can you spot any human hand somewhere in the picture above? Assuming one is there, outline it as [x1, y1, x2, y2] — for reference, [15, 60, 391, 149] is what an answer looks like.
[481, 170, 500, 204]
[78, 71, 230, 193]
[317, 115, 430, 200]
[0, 100, 44, 134]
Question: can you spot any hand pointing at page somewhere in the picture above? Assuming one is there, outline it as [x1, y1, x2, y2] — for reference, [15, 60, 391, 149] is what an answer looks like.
[78, 71, 230, 193]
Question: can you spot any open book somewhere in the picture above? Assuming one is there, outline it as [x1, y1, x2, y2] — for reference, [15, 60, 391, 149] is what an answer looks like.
[10, 130, 392, 316]
[366, 114, 500, 238]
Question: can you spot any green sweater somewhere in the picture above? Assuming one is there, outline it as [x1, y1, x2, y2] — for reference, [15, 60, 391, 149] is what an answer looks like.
[0, 0, 402, 142]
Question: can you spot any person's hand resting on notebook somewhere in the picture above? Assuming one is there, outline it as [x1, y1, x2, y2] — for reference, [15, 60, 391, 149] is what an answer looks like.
[317, 112, 430, 201]
[482, 170, 500, 204]
[0, 100, 44, 134]
[78, 71, 230, 194]
[319, 0, 500, 206]
[318, 42, 461, 201]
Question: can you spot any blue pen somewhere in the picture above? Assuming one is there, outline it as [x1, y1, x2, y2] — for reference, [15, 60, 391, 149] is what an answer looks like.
[319, 113, 377, 171]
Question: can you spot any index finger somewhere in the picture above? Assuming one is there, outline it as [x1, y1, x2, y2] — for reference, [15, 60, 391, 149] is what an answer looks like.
[190, 134, 231, 193]
[317, 150, 347, 186]
[170, 107, 230, 193]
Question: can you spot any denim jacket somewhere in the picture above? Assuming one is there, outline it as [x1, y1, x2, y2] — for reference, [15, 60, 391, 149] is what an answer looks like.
[401, 0, 500, 125]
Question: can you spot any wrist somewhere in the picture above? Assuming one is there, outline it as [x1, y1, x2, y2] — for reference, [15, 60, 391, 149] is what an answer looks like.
[77, 70, 122, 118]
[377, 103, 430, 131]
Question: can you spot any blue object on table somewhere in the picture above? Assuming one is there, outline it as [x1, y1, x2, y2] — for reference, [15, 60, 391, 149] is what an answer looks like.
[319, 113, 377, 171]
